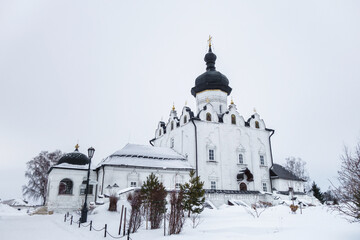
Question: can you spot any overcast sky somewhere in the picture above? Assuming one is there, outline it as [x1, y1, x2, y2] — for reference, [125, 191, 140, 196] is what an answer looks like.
[1, 0, 359, 201]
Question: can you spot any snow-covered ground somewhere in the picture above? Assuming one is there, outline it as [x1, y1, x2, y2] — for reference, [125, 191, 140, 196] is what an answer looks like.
[0, 202, 359, 240]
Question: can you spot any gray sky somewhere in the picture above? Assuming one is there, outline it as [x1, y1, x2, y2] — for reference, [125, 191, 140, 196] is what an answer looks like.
[1, 0, 359, 201]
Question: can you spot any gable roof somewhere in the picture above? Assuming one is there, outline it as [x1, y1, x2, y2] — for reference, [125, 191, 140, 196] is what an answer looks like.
[270, 163, 305, 181]
[97, 144, 193, 170]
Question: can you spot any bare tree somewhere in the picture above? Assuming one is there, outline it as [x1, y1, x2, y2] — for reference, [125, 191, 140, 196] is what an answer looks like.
[127, 191, 142, 233]
[331, 143, 360, 222]
[168, 190, 185, 235]
[108, 194, 119, 212]
[284, 157, 309, 181]
[23, 150, 62, 205]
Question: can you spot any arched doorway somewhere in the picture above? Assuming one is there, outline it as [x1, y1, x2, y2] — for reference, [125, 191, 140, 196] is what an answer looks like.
[239, 182, 247, 191]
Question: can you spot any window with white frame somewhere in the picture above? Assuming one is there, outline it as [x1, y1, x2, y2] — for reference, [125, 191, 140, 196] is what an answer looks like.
[262, 182, 267, 192]
[175, 183, 181, 189]
[80, 185, 93, 195]
[210, 181, 216, 190]
[208, 149, 215, 162]
[260, 155, 265, 165]
[130, 181, 137, 187]
[170, 138, 174, 148]
[238, 153, 244, 164]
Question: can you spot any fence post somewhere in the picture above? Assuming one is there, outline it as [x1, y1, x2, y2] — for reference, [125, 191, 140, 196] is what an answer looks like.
[127, 229, 130, 240]
[104, 224, 107, 238]
[164, 211, 166, 236]
[90, 220, 92, 231]
[78, 220, 81, 228]
[70, 216, 73, 225]
[64, 214, 66, 222]
[123, 208, 127, 236]
[118, 205, 124, 235]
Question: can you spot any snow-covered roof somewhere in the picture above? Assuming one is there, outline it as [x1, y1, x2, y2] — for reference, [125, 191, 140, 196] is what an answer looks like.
[97, 144, 193, 170]
[1, 199, 28, 206]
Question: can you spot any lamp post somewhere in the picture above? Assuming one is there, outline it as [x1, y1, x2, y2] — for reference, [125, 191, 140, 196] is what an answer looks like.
[81, 147, 95, 223]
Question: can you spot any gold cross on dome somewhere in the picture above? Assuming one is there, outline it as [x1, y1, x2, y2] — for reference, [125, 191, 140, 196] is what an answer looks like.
[208, 35, 212, 47]
[75, 143, 79, 150]
[206, 97, 210, 103]
[253, 107, 257, 113]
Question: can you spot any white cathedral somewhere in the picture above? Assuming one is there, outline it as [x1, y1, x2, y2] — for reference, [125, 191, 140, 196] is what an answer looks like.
[46, 43, 306, 211]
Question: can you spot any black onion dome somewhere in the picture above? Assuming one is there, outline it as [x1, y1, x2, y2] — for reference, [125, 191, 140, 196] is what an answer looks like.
[57, 149, 90, 165]
[191, 46, 232, 97]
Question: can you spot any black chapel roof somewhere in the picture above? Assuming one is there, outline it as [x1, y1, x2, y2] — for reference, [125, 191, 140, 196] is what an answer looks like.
[270, 164, 305, 181]
[57, 149, 90, 165]
[191, 46, 232, 97]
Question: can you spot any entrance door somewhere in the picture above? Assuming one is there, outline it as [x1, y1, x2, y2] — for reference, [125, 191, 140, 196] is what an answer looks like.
[239, 182, 247, 191]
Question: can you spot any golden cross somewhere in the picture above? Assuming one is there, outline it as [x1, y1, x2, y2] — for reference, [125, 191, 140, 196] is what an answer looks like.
[206, 97, 210, 103]
[253, 107, 257, 113]
[75, 143, 79, 150]
[208, 35, 212, 47]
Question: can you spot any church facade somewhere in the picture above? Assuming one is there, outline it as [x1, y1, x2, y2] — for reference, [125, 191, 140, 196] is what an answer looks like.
[46, 43, 305, 212]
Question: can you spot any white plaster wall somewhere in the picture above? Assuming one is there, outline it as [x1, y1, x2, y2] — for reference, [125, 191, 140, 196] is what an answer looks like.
[272, 179, 305, 192]
[154, 105, 273, 193]
[96, 166, 190, 197]
[47, 168, 97, 212]
[196, 90, 228, 114]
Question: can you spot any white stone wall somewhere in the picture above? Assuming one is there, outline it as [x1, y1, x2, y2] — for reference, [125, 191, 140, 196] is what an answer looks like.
[96, 166, 190, 197]
[47, 168, 97, 212]
[272, 178, 305, 192]
[154, 103, 273, 193]
[196, 90, 228, 114]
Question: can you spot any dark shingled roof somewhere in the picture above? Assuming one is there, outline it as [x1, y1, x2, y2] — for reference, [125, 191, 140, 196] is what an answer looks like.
[57, 150, 90, 165]
[270, 163, 305, 181]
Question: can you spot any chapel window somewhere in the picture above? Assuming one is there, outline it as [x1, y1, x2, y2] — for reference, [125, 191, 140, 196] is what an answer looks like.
[255, 121, 260, 129]
[130, 182, 137, 187]
[80, 185, 93, 195]
[208, 149, 215, 162]
[184, 115, 187, 124]
[262, 182, 268, 192]
[59, 179, 73, 195]
[159, 129, 162, 136]
[175, 183, 181, 189]
[240, 182, 247, 191]
[206, 113, 212, 121]
[210, 181, 216, 190]
[171, 121, 174, 130]
[260, 155, 265, 166]
[170, 138, 174, 148]
[231, 114, 236, 125]
[238, 153, 244, 164]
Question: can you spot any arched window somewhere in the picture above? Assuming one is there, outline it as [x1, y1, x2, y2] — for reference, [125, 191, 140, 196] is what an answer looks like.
[59, 178, 73, 195]
[240, 182, 247, 191]
[231, 114, 236, 125]
[206, 113, 212, 122]
[171, 121, 174, 130]
[255, 121, 260, 129]
[184, 115, 187, 124]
